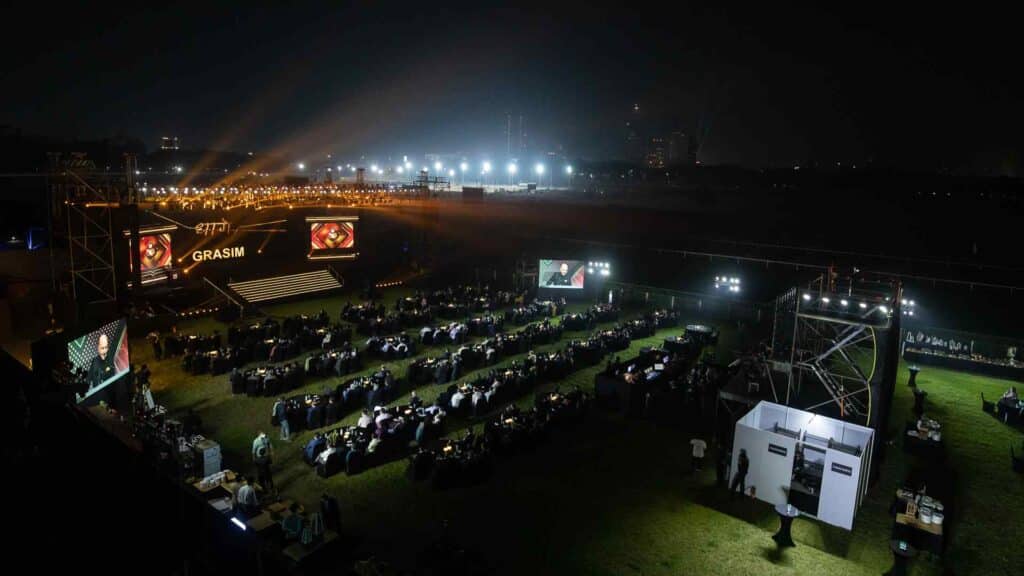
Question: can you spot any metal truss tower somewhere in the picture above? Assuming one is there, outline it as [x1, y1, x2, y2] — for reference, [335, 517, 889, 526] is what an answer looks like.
[770, 273, 902, 427]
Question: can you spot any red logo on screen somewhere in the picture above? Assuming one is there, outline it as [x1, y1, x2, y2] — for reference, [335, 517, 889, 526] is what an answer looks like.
[310, 222, 355, 250]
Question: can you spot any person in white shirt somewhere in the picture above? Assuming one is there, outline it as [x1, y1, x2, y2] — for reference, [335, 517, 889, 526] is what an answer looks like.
[235, 475, 259, 517]
[690, 437, 708, 472]
[450, 389, 466, 410]
[357, 409, 374, 428]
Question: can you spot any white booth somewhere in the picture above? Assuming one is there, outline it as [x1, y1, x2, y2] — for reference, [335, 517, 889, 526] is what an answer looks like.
[731, 401, 874, 530]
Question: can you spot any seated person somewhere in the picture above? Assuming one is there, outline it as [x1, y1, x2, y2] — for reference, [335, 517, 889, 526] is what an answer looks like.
[450, 387, 467, 410]
[1003, 386, 1019, 401]
[409, 390, 423, 409]
[357, 409, 374, 428]
[281, 503, 304, 540]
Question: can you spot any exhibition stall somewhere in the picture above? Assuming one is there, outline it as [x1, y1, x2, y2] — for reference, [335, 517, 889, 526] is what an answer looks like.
[731, 401, 874, 530]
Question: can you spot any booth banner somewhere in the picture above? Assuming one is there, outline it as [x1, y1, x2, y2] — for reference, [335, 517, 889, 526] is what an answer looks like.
[138, 234, 172, 271]
[903, 327, 1021, 365]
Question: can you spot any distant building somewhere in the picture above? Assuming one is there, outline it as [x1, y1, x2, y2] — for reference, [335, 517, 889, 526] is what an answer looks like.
[668, 131, 690, 165]
[645, 137, 666, 168]
[160, 136, 180, 151]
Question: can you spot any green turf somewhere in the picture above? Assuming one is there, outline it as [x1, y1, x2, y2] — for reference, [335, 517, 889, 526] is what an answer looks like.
[144, 293, 1024, 575]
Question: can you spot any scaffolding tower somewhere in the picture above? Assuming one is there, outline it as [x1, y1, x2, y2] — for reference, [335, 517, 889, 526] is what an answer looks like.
[770, 272, 902, 427]
[49, 153, 136, 314]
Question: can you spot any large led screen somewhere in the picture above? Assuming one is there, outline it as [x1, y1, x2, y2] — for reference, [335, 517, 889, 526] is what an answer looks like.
[138, 233, 172, 271]
[538, 259, 585, 289]
[310, 221, 355, 251]
[67, 319, 131, 403]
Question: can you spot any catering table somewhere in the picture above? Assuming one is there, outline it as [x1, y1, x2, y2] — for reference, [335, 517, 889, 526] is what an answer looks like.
[891, 489, 944, 556]
[772, 503, 800, 547]
[903, 421, 945, 462]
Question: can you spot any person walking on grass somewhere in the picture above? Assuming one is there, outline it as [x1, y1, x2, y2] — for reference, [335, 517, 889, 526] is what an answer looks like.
[252, 431, 275, 495]
[273, 397, 290, 441]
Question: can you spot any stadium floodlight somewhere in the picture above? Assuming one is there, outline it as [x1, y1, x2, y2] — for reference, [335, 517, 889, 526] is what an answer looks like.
[404, 161, 413, 170]
[370, 164, 378, 172]
[901, 299, 908, 306]
[840, 299, 849, 307]
[535, 163, 545, 175]
[822, 297, 831, 304]
[879, 305, 889, 315]
[507, 163, 518, 174]
[396, 166, 404, 174]
[336, 166, 342, 171]
[297, 163, 305, 170]
[566, 165, 573, 174]
[859, 302, 868, 309]
[351, 166, 356, 172]
[482, 161, 492, 173]
[802, 293, 812, 301]
[434, 161, 443, 172]
[448, 169, 455, 177]
[909, 300, 915, 306]
[460, 162, 469, 172]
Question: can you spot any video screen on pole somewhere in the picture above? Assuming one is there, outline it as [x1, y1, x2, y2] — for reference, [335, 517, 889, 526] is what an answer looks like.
[538, 259, 585, 289]
[67, 319, 131, 403]
[310, 221, 355, 251]
[138, 233, 172, 271]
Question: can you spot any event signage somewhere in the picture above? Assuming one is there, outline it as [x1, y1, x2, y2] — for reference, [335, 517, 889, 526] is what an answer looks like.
[831, 463, 853, 476]
[191, 246, 246, 262]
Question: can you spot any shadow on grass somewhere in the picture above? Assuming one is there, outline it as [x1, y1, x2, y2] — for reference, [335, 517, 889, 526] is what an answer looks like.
[759, 543, 794, 566]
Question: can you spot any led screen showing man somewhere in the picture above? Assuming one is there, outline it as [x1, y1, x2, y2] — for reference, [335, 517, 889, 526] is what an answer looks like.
[66, 319, 131, 403]
[138, 233, 172, 271]
[538, 259, 585, 289]
[310, 222, 355, 250]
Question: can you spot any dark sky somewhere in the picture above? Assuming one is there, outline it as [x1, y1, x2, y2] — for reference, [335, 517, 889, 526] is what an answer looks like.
[2, 3, 1020, 173]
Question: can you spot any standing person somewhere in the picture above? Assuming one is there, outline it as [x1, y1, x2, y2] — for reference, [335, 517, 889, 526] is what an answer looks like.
[689, 436, 708, 472]
[252, 431, 275, 494]
[730, 449, 749, 499]
[273, 397, 290, 441]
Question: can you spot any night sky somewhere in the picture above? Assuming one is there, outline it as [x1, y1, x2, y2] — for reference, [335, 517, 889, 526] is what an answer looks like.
[2, 4, 1019, 173]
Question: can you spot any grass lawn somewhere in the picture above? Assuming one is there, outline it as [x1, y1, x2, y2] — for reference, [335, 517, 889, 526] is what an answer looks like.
[143, 291, 1024, 575]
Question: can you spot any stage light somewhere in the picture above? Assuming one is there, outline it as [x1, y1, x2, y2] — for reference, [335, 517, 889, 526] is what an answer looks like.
[909, 300, 915, 306]
[535, 163, 545, 175]
[879, 306, 889, 314]
[588, 268, 594, 274]
[231, 517, 247, 531]
[901, 299, 908, 305]
[600, 269, 610, 277]
[297, 163, 305, 170]
[802, 293, 812, 301]
[566, 165, 573, 174]
[822, 297, 831, 304]
[351, 166, 356, 172]
[840, 299, 849, 307]
[434, 161, 443, 172]
[460, 162, 469, 172]
[859, 302, 867, 309]
[909, 310, 914, 316]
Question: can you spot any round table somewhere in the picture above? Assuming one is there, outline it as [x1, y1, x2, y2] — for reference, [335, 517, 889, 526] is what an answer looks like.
[772, 503, 800, 547]
[885, 539, 917, 576]
[908, 365, 920, 388]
